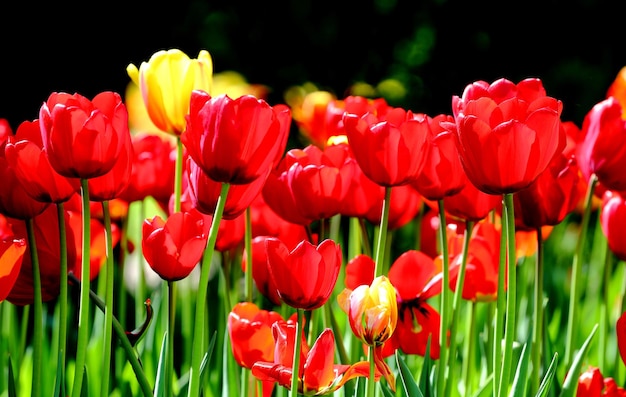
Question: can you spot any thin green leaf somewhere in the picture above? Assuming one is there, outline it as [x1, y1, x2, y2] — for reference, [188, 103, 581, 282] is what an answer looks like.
[535, 353, 558, 397]
[81, 366, 89, 397]
[380, 381, 396, 397]
[559, 323, 599, 397]
[471, 373, 494, 397]
[419, 336, 433, 397]
[395, 349, 425, 397]
[8, 356, 16, 397]
[153, 331, 168, 397]
[509, 343, 530, 397]
[353, 375, 366, 397]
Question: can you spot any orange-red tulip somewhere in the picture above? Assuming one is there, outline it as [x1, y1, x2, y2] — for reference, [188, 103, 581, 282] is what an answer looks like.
[0, 238, 27, 302]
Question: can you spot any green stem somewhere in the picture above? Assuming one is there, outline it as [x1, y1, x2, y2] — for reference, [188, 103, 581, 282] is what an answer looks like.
[25, 217, 42, 397]
[290, 308, 304, 397]
[599, 242, 612, 370]
[530, 226, 545, 395]
[174, 137, 183, 213]
[493, 196, 508, 397]
[245, 207, 253, 303]
[564, 173, 597, 366]
[462, 302, 478, 395]
[374, 187, 392, 278]
[188, 182, 231, 397]
[55, 202, 68, 397]
[446, 220, 475, 397]
[436, 200, 451, 397]
[498, 193, 517, 397]
[366, 344, 376, 397]
[71, 178, 92, 397]
[167, 280, 176, 396]
[100, 201, 115, 396]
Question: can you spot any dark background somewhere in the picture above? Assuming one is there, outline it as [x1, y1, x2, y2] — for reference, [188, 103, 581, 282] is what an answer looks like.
[1, 0, 624, 131]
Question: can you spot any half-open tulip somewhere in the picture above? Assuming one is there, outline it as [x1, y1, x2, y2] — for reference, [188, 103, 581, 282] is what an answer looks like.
[265, 238, 341, 310]
[127, 48, 213, 135]
[600, 190, 626, 261]
[450, 77, 564, 195]
[39, 91, 130, 179]
[142, 209, 208, 281]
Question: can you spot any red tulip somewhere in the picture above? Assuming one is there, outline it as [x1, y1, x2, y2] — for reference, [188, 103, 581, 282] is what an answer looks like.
[249, 193, 310, 249]
[242, 236, 283, 306]
[142, 210, 208, 281]
[182, 91, 291, 185]
[39, 91, 130, 179]
[88, 126, 133, 201]
[577, 96, 626, 191]
[0, 238, 27, 302]
[251, 323, 378, 395]
[451, 78, 564, 194]
[4, 119, 80, 203]
[617, 310, 626, 369]
[600, 190, 626, 261]
[514, 152, 583, 229]
[364, 184, 422, 230]
[443, 179, 502, 222]
[118, 133, 176, 204]
[265, 238, 341, 310]
[577, 367, 604, 397]
[343, 107, 431, 187]
[411, 114, 466, 200]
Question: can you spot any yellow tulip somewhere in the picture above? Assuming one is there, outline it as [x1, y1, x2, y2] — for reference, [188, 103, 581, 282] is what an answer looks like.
[127, 48, 213, 135]
[338, 275, 398, 347]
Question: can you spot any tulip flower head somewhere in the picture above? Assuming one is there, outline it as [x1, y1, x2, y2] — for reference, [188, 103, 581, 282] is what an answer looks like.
[127, 48, 213, 135]
[338, 275, 398, 347]
[0, 238, 27, 302]
[265, 238, 342, 310]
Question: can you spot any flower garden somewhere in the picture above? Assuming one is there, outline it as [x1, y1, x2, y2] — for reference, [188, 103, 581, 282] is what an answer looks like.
[2, 47, 626, 397]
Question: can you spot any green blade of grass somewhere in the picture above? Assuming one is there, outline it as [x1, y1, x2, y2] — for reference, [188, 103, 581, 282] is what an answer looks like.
[559, 323, 599, 397]
[395, 349, 424, 397]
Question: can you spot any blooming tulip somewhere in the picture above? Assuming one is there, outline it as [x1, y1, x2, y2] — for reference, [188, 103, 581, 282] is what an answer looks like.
[39, 91, 130, 179]
[127, 48, 213, 135]
[600, 190, 626, 261]
[265, 238, 341, 310]
[182, 91, 291, 185]
[450, 77, 564, 195]
[142, 210, 208, 281]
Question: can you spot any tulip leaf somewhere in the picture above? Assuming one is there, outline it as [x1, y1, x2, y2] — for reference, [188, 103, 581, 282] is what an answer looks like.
[380, 381, 396, 397]
[352, 375, 366, 397]
[153, 331, 168, 397]
[558, 323, 598, 397]
[508, 343, 530, 397]
[81, 366, 89, 397]
[8, 356, 16, 397]
[535, 353, 558, 397]
[395, 349, 424, 397]
[470, 373, 493, 397]
[418, 336, 433, 397]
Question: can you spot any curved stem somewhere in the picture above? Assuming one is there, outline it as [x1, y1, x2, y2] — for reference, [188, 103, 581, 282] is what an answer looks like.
[71, 178, 92, 397]
[290, 308, 304, 397]
[374, 187, 392, 278]
[564, 173, 597, 365]
[26, 217, 42, 397]
[55, 202, 68, 397]
[188, 182, 231, 397]
[436, 199, 451, 396]
[530, 226, 545, 395]
[100, 201, 115, 396]
[498, 193, 517, 397]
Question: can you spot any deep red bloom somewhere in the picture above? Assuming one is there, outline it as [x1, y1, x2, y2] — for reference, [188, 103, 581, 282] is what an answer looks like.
[577, 367, 605, 397]
[249, 193, 310, 249]
[4, 119, 80, 203]
[265, 238, 341, 310]
[411, 114, 466, 200]
[343, 107, 431, 187]
[118, 133, 176, 205]
[251, 322, 378, 395]
[443, 179, 502, 222]
[39, 91, 130, 179]
[142, 210, 208, 281]
[242, 236, 283, 306]
[88, 126, 133, 201]
[182, 91, 291, 185]
[617, 310, 626, 369]
[451, 78, 564, 194]
[185, 156, 267, 219]
[577, 96, 626, 191]
[0, 238, 27, 302]
[600, 190, 626, 261]
[262, 144, 354, 224]
[514, 152, 583, 229]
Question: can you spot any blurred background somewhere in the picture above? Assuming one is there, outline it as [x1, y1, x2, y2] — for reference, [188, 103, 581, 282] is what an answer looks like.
[1, 0, 624, 131]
